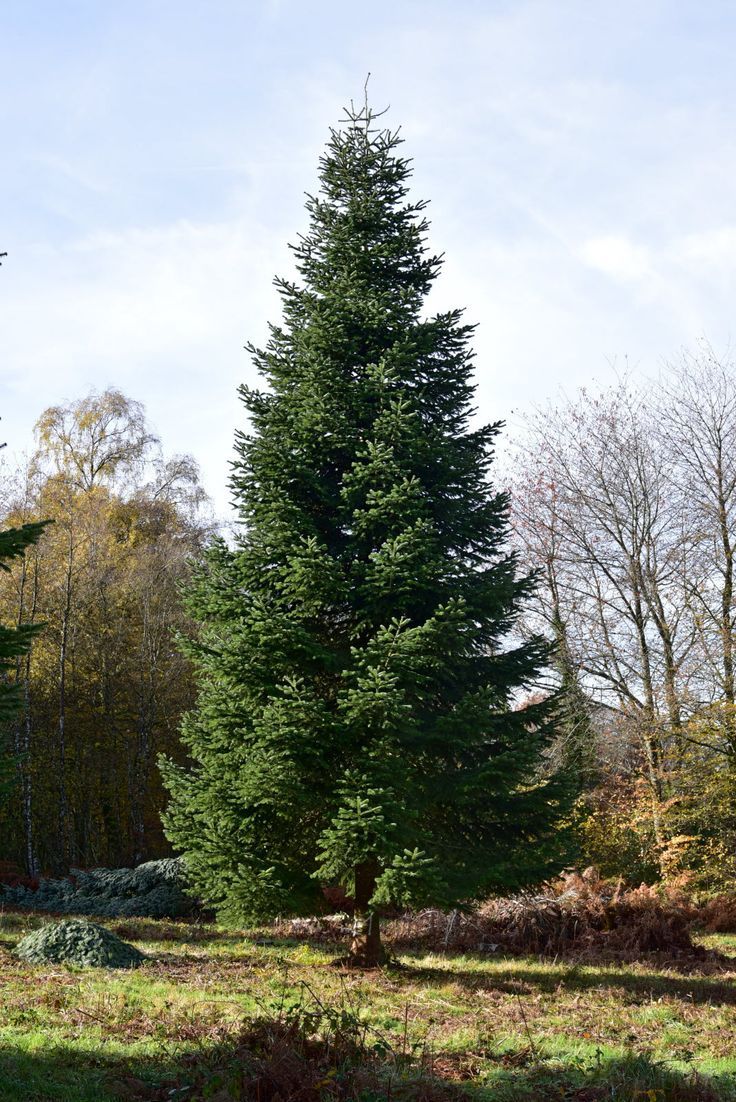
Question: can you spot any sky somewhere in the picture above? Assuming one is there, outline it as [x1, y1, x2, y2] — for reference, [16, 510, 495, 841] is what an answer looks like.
[3, 0, 736, 517]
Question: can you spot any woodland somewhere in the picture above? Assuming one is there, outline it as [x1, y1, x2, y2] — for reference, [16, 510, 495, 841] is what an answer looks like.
[3, 103, 736, 1100]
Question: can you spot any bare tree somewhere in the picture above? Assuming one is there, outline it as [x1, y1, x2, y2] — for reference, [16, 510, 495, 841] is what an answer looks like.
[656, 344, 736, 751]
[511, 381, 697, 849]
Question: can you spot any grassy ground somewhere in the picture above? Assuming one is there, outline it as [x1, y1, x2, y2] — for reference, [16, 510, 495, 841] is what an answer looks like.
[1, 911, 735, 1100]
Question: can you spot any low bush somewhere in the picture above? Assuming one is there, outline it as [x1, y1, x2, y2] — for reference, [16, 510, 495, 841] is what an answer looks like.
[387, 872, 696, 958]
[273, 872, 699, 959]
[0, 858, 194, 919]
[15, 918, 145, 968]
[697, 893, 736, 932]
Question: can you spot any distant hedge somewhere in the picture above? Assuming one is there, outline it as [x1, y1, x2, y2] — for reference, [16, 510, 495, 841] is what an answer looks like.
[0, 858, 194, 919]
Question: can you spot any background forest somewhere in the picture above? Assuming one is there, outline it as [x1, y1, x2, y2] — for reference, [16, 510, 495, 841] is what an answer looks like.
[0, 390, 212, 875]
[5, 344, 736, 899]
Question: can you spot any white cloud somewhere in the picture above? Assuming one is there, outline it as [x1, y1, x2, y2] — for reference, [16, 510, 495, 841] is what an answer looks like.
[1, 216, 296, 518]
[4, 0, 736, 516]
[677, 225, 736, 266]
[578, 236, 652, 283]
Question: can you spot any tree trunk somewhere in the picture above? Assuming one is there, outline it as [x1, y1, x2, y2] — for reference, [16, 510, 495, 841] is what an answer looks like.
[346, 859, 385, 967]
[57, 527, 73, 870]
[716, 455, 736, 752]
[14, 544, 39, 876]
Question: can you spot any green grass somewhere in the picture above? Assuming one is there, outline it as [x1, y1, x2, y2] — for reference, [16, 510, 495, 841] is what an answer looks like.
[0, 910, 734, 1099]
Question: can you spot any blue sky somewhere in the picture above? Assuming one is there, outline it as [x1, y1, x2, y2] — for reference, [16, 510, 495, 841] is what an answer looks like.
[3, 0, 736, 515]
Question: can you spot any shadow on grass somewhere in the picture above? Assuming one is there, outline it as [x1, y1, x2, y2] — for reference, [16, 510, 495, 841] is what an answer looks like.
[477, 1050, 734, 1100]
[397, 957, 736, 1007]
[236, 930, 736, 1009]
[0, 1035, 733, 1102]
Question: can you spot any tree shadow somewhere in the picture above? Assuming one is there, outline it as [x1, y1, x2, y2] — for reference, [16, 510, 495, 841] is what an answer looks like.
[195, 929, 736, 1009]
[397, 955, 736, 1006]
[472, 1049, 731, 1100]
[0, 1035, 732, 1102]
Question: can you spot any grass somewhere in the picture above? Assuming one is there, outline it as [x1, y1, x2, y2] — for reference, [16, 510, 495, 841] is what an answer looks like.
[0, 909, 734, 1100]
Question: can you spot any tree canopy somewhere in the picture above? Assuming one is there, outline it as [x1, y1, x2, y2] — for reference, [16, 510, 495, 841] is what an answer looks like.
[0, 391, 211, 874]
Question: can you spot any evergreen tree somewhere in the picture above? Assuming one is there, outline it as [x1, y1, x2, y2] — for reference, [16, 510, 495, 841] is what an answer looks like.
[0, 519, 48, 726]
[0, 255, 49, 795]
[0, 510, 48, 793]
[551, 609, 597, 787]
[162, 101, 570, 964]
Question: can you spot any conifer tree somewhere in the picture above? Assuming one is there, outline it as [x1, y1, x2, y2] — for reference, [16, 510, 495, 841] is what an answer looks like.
[1, 260, 45, 721]
[0, 256, 50, 794]
[0, 519, 48, 717]
[162, 100, 569, 964]
[0, 503, 48, 795]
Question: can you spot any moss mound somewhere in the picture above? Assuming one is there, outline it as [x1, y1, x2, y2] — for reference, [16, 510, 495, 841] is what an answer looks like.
[15, 918, 145, 968]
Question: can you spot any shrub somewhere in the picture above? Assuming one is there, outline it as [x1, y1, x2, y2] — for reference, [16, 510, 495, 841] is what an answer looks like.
[0, 858, 194, 919]
[698, 893, 736, 932]
[576, 721, 736, 895]
[575, 782, 661, 885]
[408, 873, 696, 957]
[273, 874, 699, 959]
[15, 919, 145, 968]
[658, 740, 736, 893]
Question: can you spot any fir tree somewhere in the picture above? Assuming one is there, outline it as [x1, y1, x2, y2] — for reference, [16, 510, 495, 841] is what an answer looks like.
[551, 608, 597, 787]
[0, 508, 48, 794]
[162, 100, 570, 964]
[1, 249, 50, 791]
[0, 519, 48, 722]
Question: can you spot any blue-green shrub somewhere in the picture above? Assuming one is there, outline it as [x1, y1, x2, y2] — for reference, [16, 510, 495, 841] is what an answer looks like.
[15, 918, 145, 968]
[0, 858, 194, 919]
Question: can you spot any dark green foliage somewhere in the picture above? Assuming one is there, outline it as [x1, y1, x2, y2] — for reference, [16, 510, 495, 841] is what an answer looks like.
[0, 520, 48, 724]
[0, 517, 48, 798]
[0, 858, 193, 918]
[162, 100, 570, 927]
[14, 918, 145, 968]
